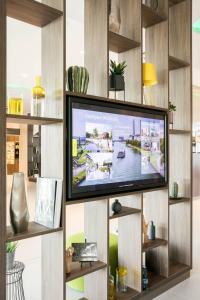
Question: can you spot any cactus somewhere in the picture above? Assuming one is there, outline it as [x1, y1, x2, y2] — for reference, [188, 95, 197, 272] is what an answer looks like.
[171, 182, 178, 198]
[67, 66, 89, 94]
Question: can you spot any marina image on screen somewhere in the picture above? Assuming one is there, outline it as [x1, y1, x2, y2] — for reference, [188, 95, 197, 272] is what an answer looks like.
[71, 103, 165, 191]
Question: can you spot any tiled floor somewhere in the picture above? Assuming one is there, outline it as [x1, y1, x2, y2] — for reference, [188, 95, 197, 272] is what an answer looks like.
[155, 198, 200, 300]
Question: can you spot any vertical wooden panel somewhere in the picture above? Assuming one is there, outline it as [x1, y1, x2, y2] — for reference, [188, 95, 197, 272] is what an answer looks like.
[85, 0, 108, 97]
[118, 0, 142, 103]
[84, 200, 108, 300]
[143, 190, 169, 277]
[0, 0, 6, 299]
[41, 1, 64, 299]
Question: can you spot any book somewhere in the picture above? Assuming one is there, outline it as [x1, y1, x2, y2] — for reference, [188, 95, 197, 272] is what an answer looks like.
[35, 177, 62, 229]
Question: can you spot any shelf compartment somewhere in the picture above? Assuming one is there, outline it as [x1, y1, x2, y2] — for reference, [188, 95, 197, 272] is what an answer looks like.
[66, 261, 107, 282]
[115, 287, 140, 300]
[109, 206, 141, 220]
[169, 56, 190, 71]
[6, 222, 63, 242]
[142, 4, 167, 28]
[169, 0, 185, 7]
[148, 271, 166, 289]
[169, 129, 191, 135]
[6, 114, 63, 125]
[109, 31, 140, 53]
[7, 0, 63, 28]
[143, 238, 167, 252]
[169, 197, 190, 205]
[169, 261, 190, 276]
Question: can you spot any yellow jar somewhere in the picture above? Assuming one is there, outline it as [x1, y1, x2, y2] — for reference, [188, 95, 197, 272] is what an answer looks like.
[8, 97, 23, 115]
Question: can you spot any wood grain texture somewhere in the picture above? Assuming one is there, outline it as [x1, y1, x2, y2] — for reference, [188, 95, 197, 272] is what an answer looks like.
[85, 0, 108, 97]
[109, 31, 140, 53]
[41, 0, 64, 299]
[117, 195, 142, 292]
[118, 0, 142, 103]
[0, 0, 6, 298]
[145, 21, 169, 108]
[84, 199, 108, 299]
[169, 56, 190, 71]
[169, 0, 190, 62]
[7, 0, 63, 28]
[143, 190, 169, 278]
[142, 4, 166, 28]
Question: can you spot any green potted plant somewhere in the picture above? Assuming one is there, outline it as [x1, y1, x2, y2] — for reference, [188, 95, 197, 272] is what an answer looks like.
[169, 101, 176, 128]
[6, 242, 18, 270]
[109, 60, 127, 91]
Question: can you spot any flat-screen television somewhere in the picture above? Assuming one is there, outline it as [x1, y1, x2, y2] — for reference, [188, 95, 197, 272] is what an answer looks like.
[67, 95, 168, 200]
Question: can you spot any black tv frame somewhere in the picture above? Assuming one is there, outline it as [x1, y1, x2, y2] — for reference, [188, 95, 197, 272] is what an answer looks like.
[66, 94, 168, 201]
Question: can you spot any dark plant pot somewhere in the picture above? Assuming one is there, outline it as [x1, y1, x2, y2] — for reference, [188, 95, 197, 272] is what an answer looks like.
[109, 74, 125, 91]
[112, 199, 122, 214]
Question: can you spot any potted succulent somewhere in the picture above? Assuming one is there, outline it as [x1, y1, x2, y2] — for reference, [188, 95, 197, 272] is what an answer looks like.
[6, 242, 18, 270]
[109, 60, 127, 91]
[169, 101, 176, 128]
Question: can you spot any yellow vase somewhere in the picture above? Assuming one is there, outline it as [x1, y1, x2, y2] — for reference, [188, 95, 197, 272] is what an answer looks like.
[8, 97, 23, 115]
[31, 76, 45, 117]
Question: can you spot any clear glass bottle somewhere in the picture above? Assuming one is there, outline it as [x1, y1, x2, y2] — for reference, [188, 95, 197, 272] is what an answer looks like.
[31, 76, 45, 117]
[116, 266, 128, 293]
[109, 266, 115, 300]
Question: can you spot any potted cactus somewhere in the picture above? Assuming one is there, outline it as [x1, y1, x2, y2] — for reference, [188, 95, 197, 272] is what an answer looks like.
[169, 101, 176, 128]
[109, 60, 127, 91]
[6, 242, 18, 270]
[67, 66, 89, 94]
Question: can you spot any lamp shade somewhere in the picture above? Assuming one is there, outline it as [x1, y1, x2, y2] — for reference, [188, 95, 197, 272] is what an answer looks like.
[143, 63, 158, 87]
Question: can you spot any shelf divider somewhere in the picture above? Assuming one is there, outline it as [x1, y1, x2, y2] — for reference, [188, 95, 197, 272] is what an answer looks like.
[109, 206, 141, 220]
[142, 4, 167, 28]
[109, 31, 140, 53]
[142, 238, 168, 252]
[169, 55, 190, 71]
[6, 114, 63, 125]
[169, 197, 190, 205]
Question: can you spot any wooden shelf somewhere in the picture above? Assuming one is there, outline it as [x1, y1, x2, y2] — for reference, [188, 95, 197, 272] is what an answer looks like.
[109, 31, 140, 53]
[115, 287, 140, 300]
[6, 114, 63, 125]
[169, 129, 191, 135]
[7, 0, 63, 28]
[66, 261, 107, 282]
[6, 222, 63, 242]
[143, 238, 167, 252]
[148, 271, 166, 289]
[169, 261, 190, 276]
[169, 56, 190, 71]
[142, 4, 167, 28]
[169, 0, 185, 7]
[109, 206, 141, 220]
[169, 197, 190, 205]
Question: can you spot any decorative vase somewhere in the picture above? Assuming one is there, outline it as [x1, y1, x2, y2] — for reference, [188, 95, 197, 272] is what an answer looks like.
[10, 172, 29, 234]
[109, 74, 125, 91]
[6, 252, 15, 270]
[109, 0, 121, 34]
[65, 247, 74, 274]
[148, 221, 156, 240]
[67, 66, 89, 94]
[171, 182, 179, 198]
[146, 0, 158, 10]
[112, 199, 122, 214]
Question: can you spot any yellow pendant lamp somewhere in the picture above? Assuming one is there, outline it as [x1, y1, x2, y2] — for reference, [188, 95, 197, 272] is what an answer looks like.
[143, 63, 158, 87]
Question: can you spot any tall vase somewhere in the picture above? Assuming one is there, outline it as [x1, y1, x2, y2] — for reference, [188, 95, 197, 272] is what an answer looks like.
[10, 172, 29, 234]
[109, 0, 121, 34]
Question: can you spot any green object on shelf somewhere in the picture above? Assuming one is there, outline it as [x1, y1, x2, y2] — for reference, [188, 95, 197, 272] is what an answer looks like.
[193, 19, 200, 33]
[67, 66, 89, 94]
[66, 232, 118, 293]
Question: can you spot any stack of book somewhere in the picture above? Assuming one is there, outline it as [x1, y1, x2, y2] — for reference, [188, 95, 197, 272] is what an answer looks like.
[35, 177, 63, 229]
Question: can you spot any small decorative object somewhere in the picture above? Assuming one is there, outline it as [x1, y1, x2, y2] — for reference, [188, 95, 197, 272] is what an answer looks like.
[146, 0, 158, 10]
[112, 199, 122, 214]
[148, 221, 156, 240]
[72, 240, 98, 267]
[67, 66, 89, 94]
[169, 101, 176, 129]
[171, 181, 179, 198]
[8, 97, 23, 115]
[10, 172, 29, 234]
[31, 75, 45, 117]
[143, 216, 148, 243]
[6, 242, 18, 271]
[142, 266, 149, 291]
[110, 60, 126, 91]
[109, 0, 121, 34]
[143, 63, 158, 105]
[6, 261, 25, 300]
[116, 266, 128, 293]
[109, 266, 115, 300]
[65, 246, 74, 274]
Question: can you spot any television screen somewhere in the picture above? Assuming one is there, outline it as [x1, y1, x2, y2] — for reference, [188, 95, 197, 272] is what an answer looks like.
[67, 96, 168, 199]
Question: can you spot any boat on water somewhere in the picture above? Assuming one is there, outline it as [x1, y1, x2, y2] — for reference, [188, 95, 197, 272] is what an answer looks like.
[117, 150, 125, 158]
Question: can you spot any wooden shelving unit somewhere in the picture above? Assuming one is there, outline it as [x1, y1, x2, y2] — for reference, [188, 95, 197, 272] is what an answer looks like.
[6, 114, 63, 125]
[169, 55, 190, 71]
[169, 197, 190, 205]
[109, 31, 140, 53]
[169, 0, 185, 7]
[7, 0, 63, 27]
[169, 261, 190, 276]
[109, 207, 141, 220]
[169, 129, 191, 135]
[142, 4, 167, 28]
[143, 238, 168, 252]
[6, 222, 63, 242]
[115, 287, 140, 300]
[66, 261, 107, 282]
[148, 272, 166, 289]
